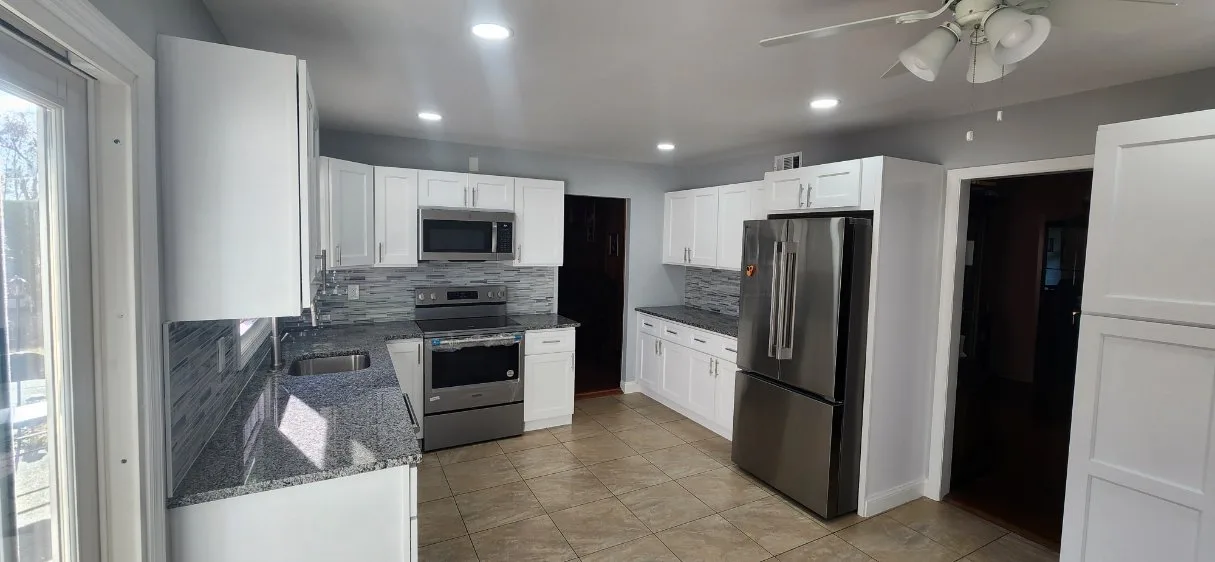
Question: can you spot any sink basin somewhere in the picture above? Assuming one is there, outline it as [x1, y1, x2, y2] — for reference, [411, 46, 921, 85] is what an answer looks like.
[289, 354, 370, 376]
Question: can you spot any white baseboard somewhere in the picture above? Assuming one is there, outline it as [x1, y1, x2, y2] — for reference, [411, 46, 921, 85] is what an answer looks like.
[524, 414, 573, 432]
[620, 381, 641, 394]
[633, 383, 730, 440]
[859, 480, 925, 517]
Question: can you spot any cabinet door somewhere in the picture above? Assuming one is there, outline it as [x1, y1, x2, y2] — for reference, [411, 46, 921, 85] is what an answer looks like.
[418, 170, 468, 208]
[689, 187, 719, 267]
[374, 167, 419, 267]
[328, 158, 375, 268]
[524, 352, 575, 422]
[514, 178, 565, 266]
[298, 60, 320, 309]
[660, 342, 691, 403]
[766, 168, 805, 211]
[715, 359, 737, 438]
[638, 332, 663, 390]
[387, 340, 424, 438]
[469, 174, 515, 210]
[749, 181, 769, 220]
[1083, 109, 1215, 328]
[1061, 315, 1215, 562]
[716, 183, 753, 271]
[686, 353, 716, 421]
[807, 159, 862, 209]
[663, 192, 694, 264]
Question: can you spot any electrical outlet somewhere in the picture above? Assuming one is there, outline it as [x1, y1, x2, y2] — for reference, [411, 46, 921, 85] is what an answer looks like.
[321, 313, 331, 322]
[347, 285, 360, 300]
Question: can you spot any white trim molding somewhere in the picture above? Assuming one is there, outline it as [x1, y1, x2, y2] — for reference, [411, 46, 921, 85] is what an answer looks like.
[925, 155, 1095, 501]
[861, 480, 927, 517]
[620, 381, 641, 394]
[0, 1, 164, 561]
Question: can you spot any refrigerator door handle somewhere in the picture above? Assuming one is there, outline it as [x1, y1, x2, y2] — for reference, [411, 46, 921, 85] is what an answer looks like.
[779, 248, 798, 359]
[768, 240, 784, 357]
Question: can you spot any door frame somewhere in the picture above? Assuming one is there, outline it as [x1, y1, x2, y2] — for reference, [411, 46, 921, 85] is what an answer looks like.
[925, 155, 1094, 500]
[0, 1, 163, 561]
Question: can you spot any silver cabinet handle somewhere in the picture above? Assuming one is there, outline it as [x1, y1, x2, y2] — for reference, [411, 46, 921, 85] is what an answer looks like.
[708, 358, 713, 375]
[725, 347, 736, 353]
[336, 245, 341, 265]
[643, 322, 654, 328]
[715, 359, 720, 377]
[464, 187, 469, 207]
[654, 340, 658, 354]
[666, 329, 678, 335]
[473, 186, 478, 207]
[378, 242, 384, 262]
[693, 338, 706, 344]
[542, 339, 561, 344]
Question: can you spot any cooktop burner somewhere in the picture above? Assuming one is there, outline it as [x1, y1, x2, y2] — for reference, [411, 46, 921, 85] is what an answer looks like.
[415, 316, 521, 335]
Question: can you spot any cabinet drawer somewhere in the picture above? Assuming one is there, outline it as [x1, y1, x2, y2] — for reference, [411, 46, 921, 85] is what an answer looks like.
[639, 315, 661, 337]
[526, 329, 575, 355]
[687, 329, 739, 363]
[659, 321, 693, 347]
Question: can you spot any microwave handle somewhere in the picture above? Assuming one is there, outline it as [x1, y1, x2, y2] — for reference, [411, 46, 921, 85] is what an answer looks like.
[491, 222, 498, 255]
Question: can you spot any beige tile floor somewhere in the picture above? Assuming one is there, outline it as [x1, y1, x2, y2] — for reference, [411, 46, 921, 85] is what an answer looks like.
[418, 393, 1060, 561]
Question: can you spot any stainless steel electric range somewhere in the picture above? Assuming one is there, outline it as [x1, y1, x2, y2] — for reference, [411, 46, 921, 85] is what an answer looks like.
[414, 285, 524, 452]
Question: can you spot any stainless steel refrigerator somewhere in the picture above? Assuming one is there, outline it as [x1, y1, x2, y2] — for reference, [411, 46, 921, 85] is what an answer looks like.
[732, 216, 872, 519]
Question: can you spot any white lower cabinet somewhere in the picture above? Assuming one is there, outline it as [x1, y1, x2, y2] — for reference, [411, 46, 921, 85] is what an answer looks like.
[634, 313, 737, 439]
[523, 328, 576, 431]
[170, 465, 418, 562]
[387, 339, 424, 438]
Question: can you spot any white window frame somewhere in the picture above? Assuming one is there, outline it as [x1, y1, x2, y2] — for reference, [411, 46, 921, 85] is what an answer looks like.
[0, 1, 165, 561]
[237, 318, 271, 369]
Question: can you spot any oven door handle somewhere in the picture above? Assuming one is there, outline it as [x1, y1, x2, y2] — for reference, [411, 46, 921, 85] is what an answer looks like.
[434, 334, 522, 347]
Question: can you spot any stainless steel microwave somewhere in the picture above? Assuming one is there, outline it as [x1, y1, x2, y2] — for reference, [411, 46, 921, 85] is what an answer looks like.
[418, 208, 516, 261]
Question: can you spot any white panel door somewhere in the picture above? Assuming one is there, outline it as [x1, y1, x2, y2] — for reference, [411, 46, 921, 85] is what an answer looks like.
[1062, 315, 1215, 561]
[686, 352, 716, 420]
[688, 187, 719, 267]
[418, 170, 468, 208]
[524, 352, 575, 422]
[660, 342, 691, 404]
[638, 332, 663, 390]
[328, 158, 375, 268]
[1083, 109, 1215, 328]
[663, 192, 694, 265]
[807, 159, 863, 209]
[374, 167, 419, 267]
[765, 168, 806, 211]
[716, 183, 754, 271]
[715, 359, 737, 438]
[514, 178, 565, 266]
[468, 174, 515, 210]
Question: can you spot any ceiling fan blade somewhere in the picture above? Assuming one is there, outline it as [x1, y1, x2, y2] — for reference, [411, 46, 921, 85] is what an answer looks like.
[759, 10, 930, 47]
[882, 60, 910, 79]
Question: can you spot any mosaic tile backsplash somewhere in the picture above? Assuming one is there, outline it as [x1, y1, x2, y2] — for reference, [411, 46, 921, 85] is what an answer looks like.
[167, 320, 270, 489]
[684, 267, 741, 317]
[311, 262, 557, 325]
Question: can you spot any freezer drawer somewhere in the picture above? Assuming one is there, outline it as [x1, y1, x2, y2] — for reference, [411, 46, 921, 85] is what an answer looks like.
[731, 371, 857, 518]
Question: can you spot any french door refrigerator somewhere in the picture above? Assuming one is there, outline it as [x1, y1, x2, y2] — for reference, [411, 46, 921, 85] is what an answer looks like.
[732, 216, 872, 518]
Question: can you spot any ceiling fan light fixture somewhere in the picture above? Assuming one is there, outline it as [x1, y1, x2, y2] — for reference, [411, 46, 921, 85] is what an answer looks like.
[983, 6, 1051, 64]
[967, 47, 1017, 83]
[899, 22, 962, 82]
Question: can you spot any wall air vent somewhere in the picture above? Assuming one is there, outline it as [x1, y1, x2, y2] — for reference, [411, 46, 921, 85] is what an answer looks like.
[774, 152, 802, 171]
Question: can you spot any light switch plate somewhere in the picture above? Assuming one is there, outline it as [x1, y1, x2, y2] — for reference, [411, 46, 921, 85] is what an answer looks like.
[347, 285, 360, 300]
[468, 156, 479, 172]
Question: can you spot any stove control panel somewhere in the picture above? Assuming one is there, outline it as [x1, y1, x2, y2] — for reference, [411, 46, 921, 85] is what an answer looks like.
[415, 285, 508, 307]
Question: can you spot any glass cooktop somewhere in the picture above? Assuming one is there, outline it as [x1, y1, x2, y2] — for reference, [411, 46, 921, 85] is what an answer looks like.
[415, 316, 521, 335]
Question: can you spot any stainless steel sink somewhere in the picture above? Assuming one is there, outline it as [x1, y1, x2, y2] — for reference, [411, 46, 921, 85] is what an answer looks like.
[289, 354, 370, 376]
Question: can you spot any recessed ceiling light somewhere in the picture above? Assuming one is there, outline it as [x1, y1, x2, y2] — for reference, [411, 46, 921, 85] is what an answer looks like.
[418, 112, 443, 122]
[472, 23, 512, 40]
[810, 98, 840, 110]
[657, 143, 676, 151]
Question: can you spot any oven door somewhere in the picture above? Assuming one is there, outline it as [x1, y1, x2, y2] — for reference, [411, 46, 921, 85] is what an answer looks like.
[419, 208, 515, 261]
[424, 333, 524, 414]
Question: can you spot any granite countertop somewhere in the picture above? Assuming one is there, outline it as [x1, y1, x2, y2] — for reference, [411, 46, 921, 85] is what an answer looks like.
[168, 321, 425, 508]
[636, 306, 739, 338]
[510, 313, 581, 330]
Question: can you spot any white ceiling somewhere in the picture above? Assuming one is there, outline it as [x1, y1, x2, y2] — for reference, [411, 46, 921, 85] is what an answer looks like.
[201, 0, 1215, 163]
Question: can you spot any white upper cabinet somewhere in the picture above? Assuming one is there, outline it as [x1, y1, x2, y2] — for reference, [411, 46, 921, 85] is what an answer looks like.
[688, 188, 719, 267]
[326, 158, 375, 268]
[159, 36, 314, 321]
[418, 170, 469, 208]
[374, 167, 419, 267]
[766, 168, 807, 211]
[663, 191, 695, 265]
[469, 174, 515, 210]
[807, 159, 863, 209]
[1083, 109, 1215, 328]
[514, 178, 565, 266]
[298, 61, 321, 311]
[716, 182, 756, 271]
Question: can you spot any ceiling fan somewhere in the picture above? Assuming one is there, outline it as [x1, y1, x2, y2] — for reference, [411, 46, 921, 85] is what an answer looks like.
[760, 0, 1180, 83]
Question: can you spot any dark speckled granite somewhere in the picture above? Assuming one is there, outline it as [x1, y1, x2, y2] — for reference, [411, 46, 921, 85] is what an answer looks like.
[168, 322, 425, 508]
[510, 313, 580, 330]
[636, 306, 739, 337]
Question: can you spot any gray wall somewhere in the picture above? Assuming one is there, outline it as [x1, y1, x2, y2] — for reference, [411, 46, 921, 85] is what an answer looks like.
[678, 67, 1215, 187]
[320, 130, 684, 383]
[89, 0, 225, 57]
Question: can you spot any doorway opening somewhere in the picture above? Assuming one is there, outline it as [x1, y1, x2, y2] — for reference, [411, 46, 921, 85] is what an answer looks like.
[558, 195, 627, 396]
[945, 170, 1092, 550]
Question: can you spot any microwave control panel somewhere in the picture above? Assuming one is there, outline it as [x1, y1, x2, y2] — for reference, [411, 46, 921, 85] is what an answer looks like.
[495, 222, 514, 253]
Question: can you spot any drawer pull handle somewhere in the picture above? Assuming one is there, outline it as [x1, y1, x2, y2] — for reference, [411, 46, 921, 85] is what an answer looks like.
[643, 322, 654, 327]
[693, 338, 707, 343]
[725, 347, 736, 353]
[665, 329, 678, 335]
[542, 339, 561, 344]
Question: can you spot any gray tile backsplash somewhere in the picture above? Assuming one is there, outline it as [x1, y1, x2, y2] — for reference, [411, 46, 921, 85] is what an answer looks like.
[312, 262, 557, 324]
[167, 320, 270, 490]
[684, 267, 740, 317]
